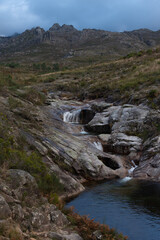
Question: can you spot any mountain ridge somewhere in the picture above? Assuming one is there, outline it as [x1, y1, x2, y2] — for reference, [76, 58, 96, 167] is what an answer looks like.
[0, 23, 160, 62]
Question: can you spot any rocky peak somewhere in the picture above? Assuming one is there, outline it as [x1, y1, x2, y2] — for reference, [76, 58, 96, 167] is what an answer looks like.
[61, 24, 78, 32]
[49, 23, 78, 32]
[49, 23, 61, 31]
[22, 26, 45, 37]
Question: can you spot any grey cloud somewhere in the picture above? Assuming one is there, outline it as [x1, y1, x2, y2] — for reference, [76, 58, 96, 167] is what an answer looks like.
[0, 0, 160, 36]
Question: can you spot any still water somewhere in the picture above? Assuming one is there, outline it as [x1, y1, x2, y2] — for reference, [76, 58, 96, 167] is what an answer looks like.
[66, 179, 160, 240]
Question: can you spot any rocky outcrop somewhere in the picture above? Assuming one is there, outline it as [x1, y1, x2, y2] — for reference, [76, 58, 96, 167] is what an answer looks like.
[85, 102, 160, 180]
[104, 133, 142, 155]
[1, 89, 160, 239]
[0, 195, 12, 220]
[0, 169, 82, 240]
[85, 112, 111, 134]
[134, 136, 160, 180]
[35, 102, 126, 180]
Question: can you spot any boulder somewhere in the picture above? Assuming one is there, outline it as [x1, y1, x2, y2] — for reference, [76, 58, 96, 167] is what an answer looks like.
[134, 136, 160, 180]
[111, 105, 149, 134]
[104, 133, 142, 155]
[48, 232, 83, 240]
[7, 169, 37, 190]
[49, 205, 68, 226]
[98, 134, 111, 142]
[86, 112, 111, 134]
[0, 195, 11, 220]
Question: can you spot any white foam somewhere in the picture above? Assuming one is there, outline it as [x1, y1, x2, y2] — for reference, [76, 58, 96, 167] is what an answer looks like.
[128, 160, 137, 175]
[120, 161, 138, 183]
[63, 109, 81, 123]
[80, 127, 89, 135]
[119, 176, 132, 183]
[93, 141, 103, 151]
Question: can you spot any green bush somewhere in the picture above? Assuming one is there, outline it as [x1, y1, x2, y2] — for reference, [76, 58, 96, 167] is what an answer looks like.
[53, 63, 60, 71]
[6, 62, 19, 68]
[147, 89, 157, 99]
[9, 150, 64, 194]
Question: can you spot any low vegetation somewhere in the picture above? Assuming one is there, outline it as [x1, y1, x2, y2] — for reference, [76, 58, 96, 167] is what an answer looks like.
[0, 114, 64, 196]
[38, 47, 160, 107]
[0, 44, 160, 239]
[63, 207, 128, 240]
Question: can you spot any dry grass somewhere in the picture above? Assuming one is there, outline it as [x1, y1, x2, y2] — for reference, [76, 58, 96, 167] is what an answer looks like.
[63, 207, 128, 240]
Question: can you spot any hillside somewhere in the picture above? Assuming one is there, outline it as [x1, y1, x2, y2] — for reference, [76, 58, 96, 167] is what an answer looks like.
[0, 24, 160, 63]
[0, 25, 160, 240]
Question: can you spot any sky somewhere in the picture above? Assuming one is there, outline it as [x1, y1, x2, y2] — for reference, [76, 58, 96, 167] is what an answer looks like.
[0, 0, 160, 36]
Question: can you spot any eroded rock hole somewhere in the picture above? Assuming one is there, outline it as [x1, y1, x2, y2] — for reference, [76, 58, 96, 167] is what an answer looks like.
[98, 156, 120, 170]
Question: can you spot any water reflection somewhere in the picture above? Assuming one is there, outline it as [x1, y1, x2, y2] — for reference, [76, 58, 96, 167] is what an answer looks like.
[66, 179, 160, 240]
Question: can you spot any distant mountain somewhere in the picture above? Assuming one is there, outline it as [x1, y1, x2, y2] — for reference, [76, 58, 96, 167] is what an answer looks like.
[0, 24, 160, 62]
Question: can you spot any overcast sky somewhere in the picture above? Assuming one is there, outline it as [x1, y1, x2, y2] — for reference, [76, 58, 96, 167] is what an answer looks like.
[0, 0, 160, 36]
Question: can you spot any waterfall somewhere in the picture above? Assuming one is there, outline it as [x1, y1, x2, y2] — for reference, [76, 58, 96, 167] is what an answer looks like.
[80, 127, 89, 135]
[63, 109, 81, 123]
[93, 141, 103, 151]
[128, 160, 138, 175]
[120, 160, 138, 183]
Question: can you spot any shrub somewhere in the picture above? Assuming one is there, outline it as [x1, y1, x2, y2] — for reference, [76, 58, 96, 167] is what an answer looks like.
[147, 89, 157, 99]
[8, 228, 22, 240]
[18, 88, 46, 105]
[63, 207, 128, 240]
[53, 63, 60, 71]
[6, 62, 19, 68]
[8, 96, 22, 109]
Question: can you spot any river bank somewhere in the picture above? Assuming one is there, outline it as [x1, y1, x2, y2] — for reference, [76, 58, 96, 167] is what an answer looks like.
[0, 89, 160, 239]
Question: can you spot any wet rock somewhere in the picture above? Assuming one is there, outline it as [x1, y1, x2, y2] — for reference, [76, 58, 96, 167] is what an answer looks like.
[87, 104, 150, 136]
[86, 112, 111, 134]
[98, 134, 111, 142]
[134, 136, 160, 180]
[79, 108, 95, 124]
[111, 105, 149, 134]
[104, 133, 142, 155]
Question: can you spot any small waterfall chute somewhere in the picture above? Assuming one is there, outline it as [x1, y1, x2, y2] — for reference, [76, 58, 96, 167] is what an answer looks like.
[119, 176, 132, 183]
[63, 109, 81, 123]
[128, 160, 138, 175]
[93, 141, 103, 151]
[120, 160, 138, 183]
[80, 127, 89, 135]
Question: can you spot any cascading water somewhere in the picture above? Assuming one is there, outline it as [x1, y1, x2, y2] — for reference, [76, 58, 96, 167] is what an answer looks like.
[120, 160, 138, 183]
[80, 127, 89, 135]
[63, 109, 81, 123]
[93, 141, 103, 151]
[128, 160, 137, 175]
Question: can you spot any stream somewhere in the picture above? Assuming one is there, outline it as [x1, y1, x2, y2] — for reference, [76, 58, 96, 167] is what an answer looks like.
[63, 106, 160, 240]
